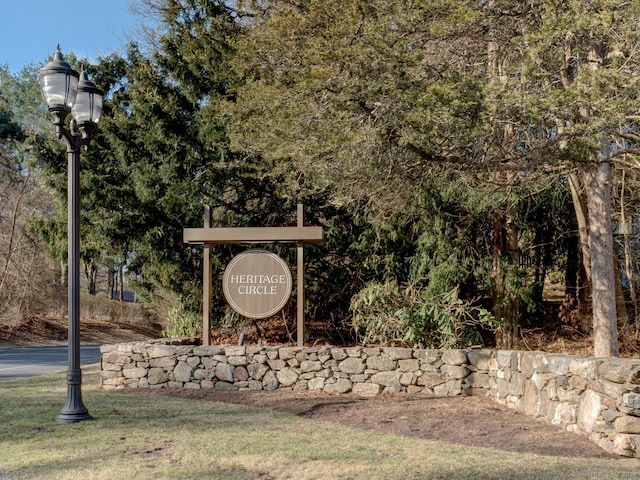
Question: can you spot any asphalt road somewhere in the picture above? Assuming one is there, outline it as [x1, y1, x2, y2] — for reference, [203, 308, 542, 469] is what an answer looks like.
[0, 345, 101, 381]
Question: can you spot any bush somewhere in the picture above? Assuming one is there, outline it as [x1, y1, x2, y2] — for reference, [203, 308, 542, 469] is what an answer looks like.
[162, 306, 200, 338]
[351, 280, 495, 348]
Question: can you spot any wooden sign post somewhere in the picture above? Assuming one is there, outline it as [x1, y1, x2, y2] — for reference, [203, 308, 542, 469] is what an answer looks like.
[183, 204, 323, 346]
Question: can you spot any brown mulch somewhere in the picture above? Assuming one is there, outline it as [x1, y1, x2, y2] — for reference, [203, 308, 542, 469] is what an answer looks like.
[124, 387, 622, 459]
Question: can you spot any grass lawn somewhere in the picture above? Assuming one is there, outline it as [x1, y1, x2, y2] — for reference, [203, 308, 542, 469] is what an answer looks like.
[0, 365, 637, 480]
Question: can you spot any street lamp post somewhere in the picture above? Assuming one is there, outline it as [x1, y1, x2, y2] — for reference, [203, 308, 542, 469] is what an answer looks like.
[39, 46, 103, 423]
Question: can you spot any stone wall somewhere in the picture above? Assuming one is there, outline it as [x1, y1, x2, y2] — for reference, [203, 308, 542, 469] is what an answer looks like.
[101, 340, 640, 458]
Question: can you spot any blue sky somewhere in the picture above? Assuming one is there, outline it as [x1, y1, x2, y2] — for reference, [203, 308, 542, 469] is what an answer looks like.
[1, 0, 140, 72]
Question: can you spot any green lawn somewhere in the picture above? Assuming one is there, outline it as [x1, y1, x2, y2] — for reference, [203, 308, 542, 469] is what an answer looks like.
[0, 365, 637, 480]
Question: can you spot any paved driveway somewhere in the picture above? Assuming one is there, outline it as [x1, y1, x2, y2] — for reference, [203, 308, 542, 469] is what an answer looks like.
[0, 345, 101, 381]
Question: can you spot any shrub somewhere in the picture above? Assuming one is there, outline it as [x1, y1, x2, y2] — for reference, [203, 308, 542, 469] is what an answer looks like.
[351, 280, 495, 348]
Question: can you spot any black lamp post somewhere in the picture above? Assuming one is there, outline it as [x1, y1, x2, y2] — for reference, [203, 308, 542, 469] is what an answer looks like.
[39, 46, 103, 423]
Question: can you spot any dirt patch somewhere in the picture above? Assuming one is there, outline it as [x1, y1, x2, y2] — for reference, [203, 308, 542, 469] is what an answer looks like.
[124, 387, 621, 459]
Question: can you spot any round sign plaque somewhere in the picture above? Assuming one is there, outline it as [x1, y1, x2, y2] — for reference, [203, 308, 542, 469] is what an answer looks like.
[222, 249, 293, 319]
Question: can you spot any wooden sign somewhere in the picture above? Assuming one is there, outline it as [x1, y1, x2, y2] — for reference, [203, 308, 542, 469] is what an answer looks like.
[184, 204, 323, 346]
[222, 250, 293, 319]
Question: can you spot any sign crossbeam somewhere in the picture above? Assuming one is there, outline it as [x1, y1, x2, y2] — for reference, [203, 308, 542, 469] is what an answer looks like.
[183, 226, 323, 245]
[184, 204, 322, 347]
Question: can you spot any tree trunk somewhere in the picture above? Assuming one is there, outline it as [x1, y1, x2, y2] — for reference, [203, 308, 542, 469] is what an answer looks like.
[491, 209, 521, 350]
[568, 172, 592, 282]
[567, 171, 593, 330]
[84, 258, 97, 295]
[118, 264, 124, 302]
[583, 158, 619, 357]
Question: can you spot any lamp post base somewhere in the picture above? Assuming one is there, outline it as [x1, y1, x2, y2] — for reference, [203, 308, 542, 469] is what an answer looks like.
[55, 369, 92, 423]
[55, 410, 93, 424]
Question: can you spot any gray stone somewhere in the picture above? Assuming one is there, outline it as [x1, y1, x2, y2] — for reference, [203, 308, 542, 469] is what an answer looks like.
[400, 372, 416, 386]
[548, 355, 571, 375]
[620, 393, 640, 416]
[495, 350, 514, 368]
[276, 367, 299, 387]
[418, 371, 447, 387]
[224, 346, 246, 356]
[215, 363, 235, 382]
[331, 348, 348, 361]
[247, 363, 269, 381]
[433, 380, 462, 397]
[613, 433, 640, 457]
[466, 372, 491, 389]
[262, 370, 278, 391]
[510, 372, 525, 397]
[300, 360, 323, 373]
[366, 356, 396, 371]
[248, 379, 263, 390]
[398, 359, 420, 372]
[100, 370, 121, 379]
[371, 371, 401, 387]
[267, 359, 286, 371]
[308, 377, 325, 390]
[523, 380, 538, 416]
[441, 364, 468, 380]
[278, 347, 299, 360]
[146, 345, 176, 359]
[193, 345, 224, 356]
[467, 350, 491, 371]
[174, 361, 193, 383]
[414, 349, 442, 364]
[599, 361, 633, 384]
[228, 356, 249, 366]
[201, 357, 217, 370]
[324, 378, 352, 394]
[569, 358, 600, 380]
[215, 381, 238, 391]
[614, 415, 640, 434]
[186, 356, 200, 368]
[521, 352, 549, 377]
[339, 358, 365, 374]
[383, 347, 413, 360]
[122, 367, 147, 379]
[496, 378, 511, 400]
[101, 363, 122, 372]
[577, 390, 603, 433]
[149, 356, 177, 368]
[602, 409, 625, 423]
[103, 352, 132, 365]
[194, 368, 213, 381]
[627, 365, 640, 385]
[346, 347, 363, 357]
[551, 402, 576, 425]
[442, 349, 468, 366]
[531, 372, 554, 390]
[352, 382, 381, 397]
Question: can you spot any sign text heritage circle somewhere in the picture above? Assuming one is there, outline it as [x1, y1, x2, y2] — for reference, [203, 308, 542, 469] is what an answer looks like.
[222, 249, 293, 319]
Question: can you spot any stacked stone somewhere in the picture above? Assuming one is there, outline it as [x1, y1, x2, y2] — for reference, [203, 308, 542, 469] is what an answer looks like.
[100, 340, 640, 458]
[464, 349, 640, 457]
[101, 341, 471, 397]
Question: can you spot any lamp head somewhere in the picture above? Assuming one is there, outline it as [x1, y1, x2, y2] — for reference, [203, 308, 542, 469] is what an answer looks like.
[38, 46, 79, 129]
[72, 66, 104, 138]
